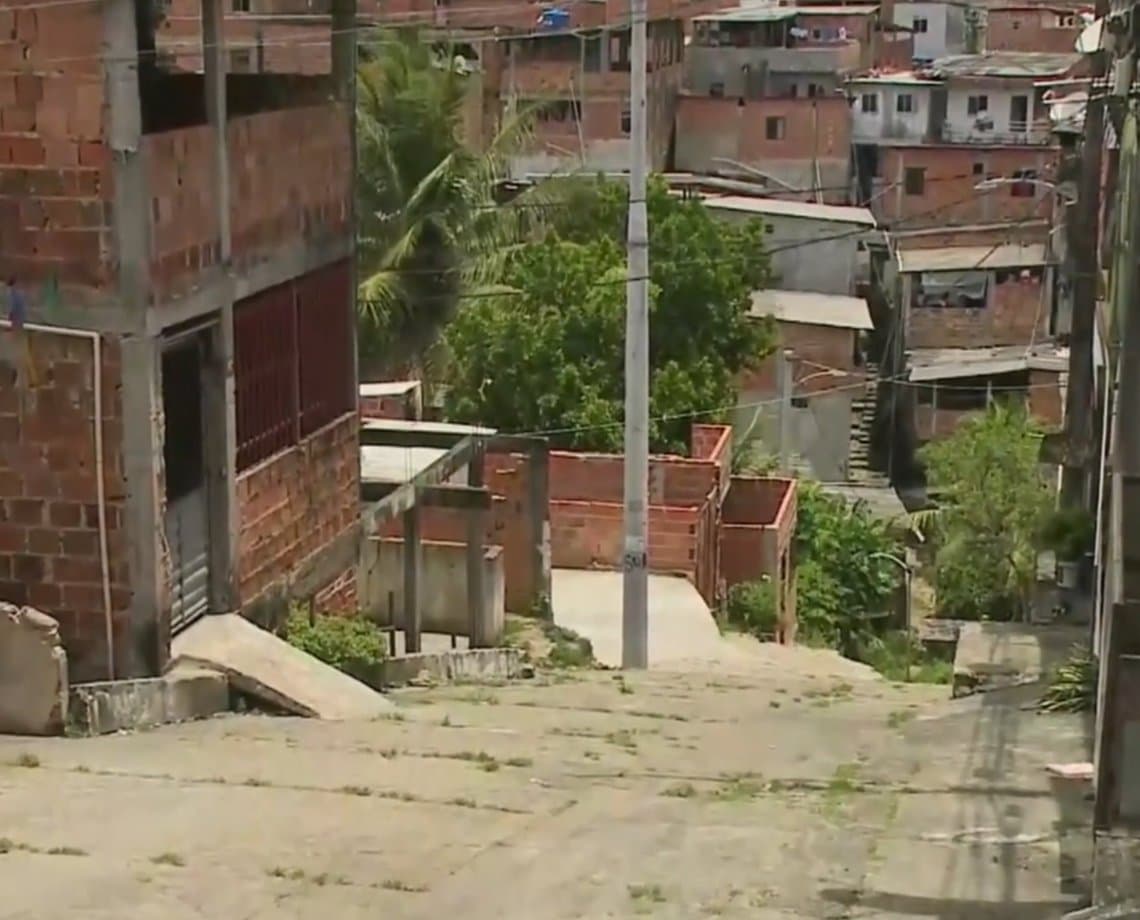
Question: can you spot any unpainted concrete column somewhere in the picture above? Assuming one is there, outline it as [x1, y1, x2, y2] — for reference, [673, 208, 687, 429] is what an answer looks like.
[403, 501, 422, 653]
[200, 0, 239, 611]
[467, 441, 488, 647]
[201, 0, 230, 262]
[106, 0, 162, 676]
[529, 443, 552, 616]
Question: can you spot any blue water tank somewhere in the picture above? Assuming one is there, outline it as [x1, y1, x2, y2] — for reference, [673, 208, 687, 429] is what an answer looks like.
[538, 7, 570, 29]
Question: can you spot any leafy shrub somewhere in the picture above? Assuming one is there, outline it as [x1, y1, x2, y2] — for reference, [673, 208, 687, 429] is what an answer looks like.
[285, 609, 388, 683]
[725, 578, 778, 638]
[1040, 645, 1098, 713]
[1039, 506, 1096, 562]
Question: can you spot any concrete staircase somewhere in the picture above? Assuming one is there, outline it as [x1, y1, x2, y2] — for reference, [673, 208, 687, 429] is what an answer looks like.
[848, 363, 890, 487]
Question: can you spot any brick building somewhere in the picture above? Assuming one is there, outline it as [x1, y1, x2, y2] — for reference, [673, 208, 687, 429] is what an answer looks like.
[891, 243, 1063, 441]
[678, 4, 892, 195]
[0, 0, 358, 681]
[850, 52, 1079, 232]
[982, 4, 1089, 53]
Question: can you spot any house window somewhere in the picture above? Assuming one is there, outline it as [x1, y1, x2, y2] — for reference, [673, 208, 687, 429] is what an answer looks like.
[1010, 168, 1039, 197]
[860, 93, 879, 113]
[912, 16, 928, 32]
[232, 0, 251, 10]
[807, 82, 822, 98]
[620, 107, 631, 134]
[766, 116, 786, 140]
[913, 270, 989, 309]
[972, 162, 984, 176]
[583, 33, 602, 72]
[234, 261, 354, 471]
[230, 48, 254, 72]
[904, 166, 926, 195]
[710, 81, 725, 98]
[896, 94, 914, 113]
[537, 99, 581, 122]
[966, 94, 989, 115]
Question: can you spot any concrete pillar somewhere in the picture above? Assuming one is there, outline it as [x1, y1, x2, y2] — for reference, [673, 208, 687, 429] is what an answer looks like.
[467, 440, 487, 647]
[201, 0, 230, 263]
[331, 0, 357, 103]
[120, 336, 166, 677]
[200, 0, 238, 611]
[403, 502, 422, 653]
[529, 444, 552, 616]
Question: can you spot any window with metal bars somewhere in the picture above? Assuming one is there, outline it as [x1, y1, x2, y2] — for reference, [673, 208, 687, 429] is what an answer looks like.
[234, 259, 353, 471]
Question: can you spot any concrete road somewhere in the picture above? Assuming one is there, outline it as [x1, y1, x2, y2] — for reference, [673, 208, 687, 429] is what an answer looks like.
[0, 663, 1092, 919]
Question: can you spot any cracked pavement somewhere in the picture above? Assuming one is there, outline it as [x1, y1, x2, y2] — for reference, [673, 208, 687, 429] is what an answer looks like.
[0, 659, 1093, 919]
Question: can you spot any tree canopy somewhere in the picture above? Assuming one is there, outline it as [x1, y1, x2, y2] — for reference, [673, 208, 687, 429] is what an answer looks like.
[442, 177, 773, 453]
[917, 403, 1053, 621]
[354, 31, 534, 379]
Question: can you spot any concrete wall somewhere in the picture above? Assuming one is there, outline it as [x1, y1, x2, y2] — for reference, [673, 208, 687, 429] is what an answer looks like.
[849, 83, 933, 143]
[942, 84, 1048, 143]
[674, 96, 851, 202]
[685, 44, 863, 98]
[735, 389, 855, 482]
[359, 537, 505, 644]
[768, 216, 865, 296]
[894, 2, 967, 61]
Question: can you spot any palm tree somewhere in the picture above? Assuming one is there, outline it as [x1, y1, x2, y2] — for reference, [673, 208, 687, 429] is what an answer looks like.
[355, 30, 538, 381]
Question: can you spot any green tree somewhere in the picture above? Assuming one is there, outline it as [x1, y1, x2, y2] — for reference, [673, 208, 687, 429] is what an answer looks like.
[917, 403, 1052, 621]
[355, 31, 537, 379]
[442, 177, 773, 452]
[794, 483, 899, 650]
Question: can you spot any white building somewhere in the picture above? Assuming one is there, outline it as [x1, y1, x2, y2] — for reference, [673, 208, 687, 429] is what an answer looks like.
[848, 73, 938, 144]
[893, 1, 971, 64]
[930, 51, 1081, 145]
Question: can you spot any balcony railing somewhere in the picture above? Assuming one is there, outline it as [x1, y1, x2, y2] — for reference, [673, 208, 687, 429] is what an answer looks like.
[938, 120, 1055, 146]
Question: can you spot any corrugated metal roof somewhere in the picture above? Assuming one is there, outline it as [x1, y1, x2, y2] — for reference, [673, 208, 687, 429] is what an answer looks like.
[703, 195, 878, 225]
[929, 51, 1081, 79]
[359, 380, 419, 398]
[692, 6, 798, 22]
[908, 344, 1068, 382]
[749, 288, 874, 329]
[896, 243, 1050, 273]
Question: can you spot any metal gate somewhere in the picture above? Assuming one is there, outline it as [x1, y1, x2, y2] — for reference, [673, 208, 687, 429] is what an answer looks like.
[162, 330, 213, 635]
[167, 490, 210, 633]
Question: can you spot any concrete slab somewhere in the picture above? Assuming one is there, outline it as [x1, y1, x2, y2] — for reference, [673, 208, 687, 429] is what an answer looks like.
[172, 614, 392, 719]
[953, 622, 1088, 698]
[66, 666, 230, 737]
[552, 569, 731, 669]
[0, 603, 68, 735]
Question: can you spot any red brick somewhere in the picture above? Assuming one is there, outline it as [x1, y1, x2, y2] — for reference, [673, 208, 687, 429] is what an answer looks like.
[13, 553, 45, 582]
[27, 527, 59, 554]
[61, 529, 97, 556]
[0, 580, 28, 605]
[8, 498, 45, 525]
[61, 582, 102, 610]
[49, 501, 82, 526]
[27, 581, 61, 608]
[53, 555, 100, 582]
[0, 523, 26, 553]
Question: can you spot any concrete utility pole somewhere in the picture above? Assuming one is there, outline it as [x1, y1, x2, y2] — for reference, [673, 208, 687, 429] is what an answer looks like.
[1060, 0, 1110, 510]
[776, 348, 793, 470]
[622, 0, 650, 670]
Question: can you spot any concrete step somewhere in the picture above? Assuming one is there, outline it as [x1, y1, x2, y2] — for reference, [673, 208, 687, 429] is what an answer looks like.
[172, 614, 393, 720]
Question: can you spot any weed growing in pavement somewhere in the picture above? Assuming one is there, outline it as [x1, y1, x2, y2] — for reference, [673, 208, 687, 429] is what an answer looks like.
[10, 753, 40, 768]
[661, 782, 698, 798]
[381, 878, 430, 893]
[150, 852, 186, 868]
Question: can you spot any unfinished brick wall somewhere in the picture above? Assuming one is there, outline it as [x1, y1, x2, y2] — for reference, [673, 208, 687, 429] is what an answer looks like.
[675, 96, 851, 202]
[236, 410, 359, 608]
[550, 499, 703, 576]
[228, 104, 352, 266]
[907, 270, 1050, 349]
[985, 8, 1084, 53]
[1028, 368, 1064, 429]
[0, 3, 112, 288]
[0, 332, 130, 682]
[719, 476, 797, 641]
[876, 145, 1061, 228]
